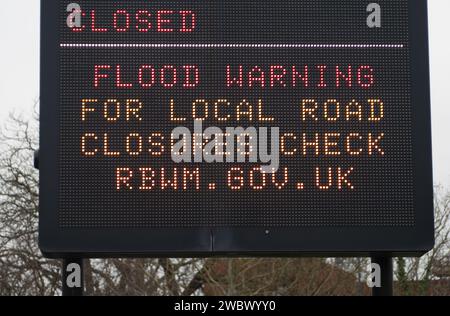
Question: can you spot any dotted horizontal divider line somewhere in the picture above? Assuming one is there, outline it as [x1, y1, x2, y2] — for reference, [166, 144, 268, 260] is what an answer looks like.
[60, 43, 406, 49]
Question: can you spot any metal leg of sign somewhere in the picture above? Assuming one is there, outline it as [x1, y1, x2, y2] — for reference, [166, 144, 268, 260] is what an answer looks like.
[371, 256, 393, 296]
[62, 258, 84, 296]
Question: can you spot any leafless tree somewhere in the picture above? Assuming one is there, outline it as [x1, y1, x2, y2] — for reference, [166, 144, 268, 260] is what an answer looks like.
[0, 113, 205, 296]
[0, 112, 60, 295]
[199, 258, 371, 296]
[394, 186, 450, 295]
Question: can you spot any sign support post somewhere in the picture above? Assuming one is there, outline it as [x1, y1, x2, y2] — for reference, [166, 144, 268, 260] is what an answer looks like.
[371, 256, 393, 296]
[62, 258, 84, 296]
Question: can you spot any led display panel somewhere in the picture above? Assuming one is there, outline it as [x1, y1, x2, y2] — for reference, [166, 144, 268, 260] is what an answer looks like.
[40, 0, 434, 257]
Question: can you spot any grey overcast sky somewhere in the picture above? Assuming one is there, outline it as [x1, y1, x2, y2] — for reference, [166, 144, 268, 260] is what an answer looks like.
[0, 1, 449, 186]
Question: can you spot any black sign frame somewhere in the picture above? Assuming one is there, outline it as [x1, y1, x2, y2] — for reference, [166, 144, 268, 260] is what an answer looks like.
[40, 0, 434, 258]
